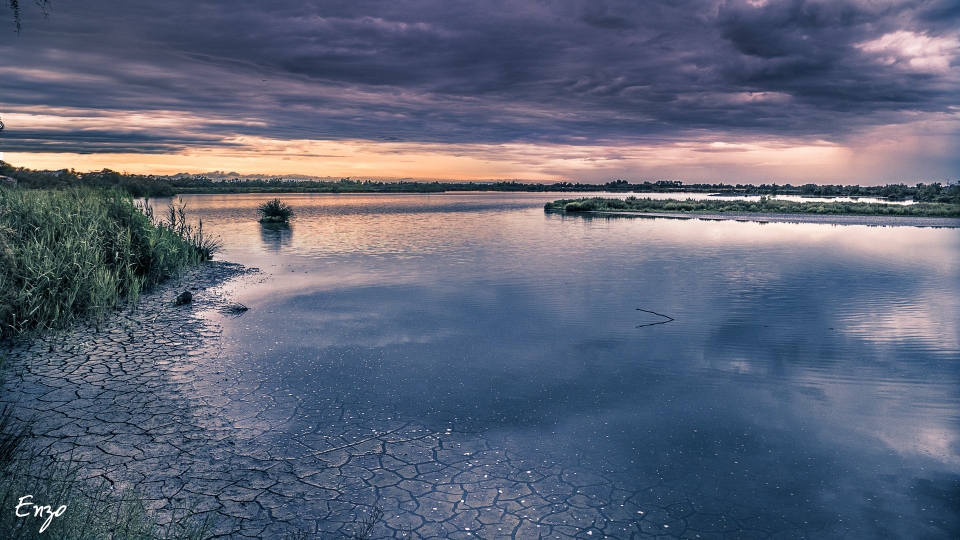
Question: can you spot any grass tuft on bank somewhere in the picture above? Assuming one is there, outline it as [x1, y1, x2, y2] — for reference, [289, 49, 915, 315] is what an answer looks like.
[0, 188, 218, 339]
[545, 196, 960, 218]
[0, 404, 214, 540]
[0, 185, 222, 535]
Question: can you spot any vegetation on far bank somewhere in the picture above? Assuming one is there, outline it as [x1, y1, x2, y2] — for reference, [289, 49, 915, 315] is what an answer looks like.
[545, 196, 960, 218]
[3, 161, 958, 202]
[0, 188, 218, 339]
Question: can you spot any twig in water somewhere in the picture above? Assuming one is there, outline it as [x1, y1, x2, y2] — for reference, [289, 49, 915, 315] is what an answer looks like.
[636, 308, 674, 328]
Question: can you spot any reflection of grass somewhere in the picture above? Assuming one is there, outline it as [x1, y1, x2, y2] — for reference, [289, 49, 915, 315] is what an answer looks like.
[259, 221, 291, 229]
[218, 303, 249, 316]
[0, 406, 214, 540]
[546, 196, 960, 217]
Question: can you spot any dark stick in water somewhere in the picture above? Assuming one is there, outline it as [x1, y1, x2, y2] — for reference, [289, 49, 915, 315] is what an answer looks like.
[636, 308, 674, 328]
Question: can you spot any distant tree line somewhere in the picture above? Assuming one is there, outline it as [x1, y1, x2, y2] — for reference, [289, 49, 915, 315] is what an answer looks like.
[594, 179, 959, 203]
[1, 161, 957, 203]
[1, 165, 181, 197]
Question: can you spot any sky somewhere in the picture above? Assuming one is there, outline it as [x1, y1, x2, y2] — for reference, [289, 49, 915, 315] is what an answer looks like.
[0, 0, 958, 184]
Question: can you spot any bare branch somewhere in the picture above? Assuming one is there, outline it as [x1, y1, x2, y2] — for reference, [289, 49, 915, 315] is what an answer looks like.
[8, 0, 49, 32]
[34, 0, 50, 19]
[9, 0, 21, 33]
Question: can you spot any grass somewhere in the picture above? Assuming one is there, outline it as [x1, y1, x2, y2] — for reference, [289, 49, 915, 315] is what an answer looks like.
[0, 188, 222, 537]
[0, 405, 214, 540]
[0, 188, 219, 339]
[349, 505, 383, 540]
[258, 198, 294, 223]
[0, 403, 29, 467]
[545, 196, 960, 218]
[0, 188, 233, 539]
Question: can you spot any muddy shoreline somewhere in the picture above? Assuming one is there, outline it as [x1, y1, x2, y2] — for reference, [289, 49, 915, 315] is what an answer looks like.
[0, 262, 267, 535]
[0, 262, 454, 538]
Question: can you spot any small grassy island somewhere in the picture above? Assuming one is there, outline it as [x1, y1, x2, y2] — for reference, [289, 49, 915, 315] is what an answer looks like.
[545, 196, 960, 218]
[257, 198, 294, 223]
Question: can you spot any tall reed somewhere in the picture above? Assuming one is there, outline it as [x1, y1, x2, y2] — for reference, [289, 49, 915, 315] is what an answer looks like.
[0, 188, 218, 338]
[0, 189, 221, 536]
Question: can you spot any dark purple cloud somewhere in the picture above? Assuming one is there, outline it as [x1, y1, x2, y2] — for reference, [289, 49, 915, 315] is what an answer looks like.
[0, 0, 957, 153]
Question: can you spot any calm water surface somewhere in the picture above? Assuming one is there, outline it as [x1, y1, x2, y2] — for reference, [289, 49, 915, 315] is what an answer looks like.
[175, 193, 959, 539]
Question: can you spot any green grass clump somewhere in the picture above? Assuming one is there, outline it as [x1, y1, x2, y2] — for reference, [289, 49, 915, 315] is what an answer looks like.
[545, 196, 960, 218]
[257, 198, 293, 223]
[0, 188, 219, 338]
[0, 190, 222, 538]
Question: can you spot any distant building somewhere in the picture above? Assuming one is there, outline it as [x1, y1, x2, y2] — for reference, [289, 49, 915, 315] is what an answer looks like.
[0, 175, 16, 188]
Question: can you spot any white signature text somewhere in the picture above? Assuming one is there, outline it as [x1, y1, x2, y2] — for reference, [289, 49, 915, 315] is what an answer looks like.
[15, 495, 67, 533]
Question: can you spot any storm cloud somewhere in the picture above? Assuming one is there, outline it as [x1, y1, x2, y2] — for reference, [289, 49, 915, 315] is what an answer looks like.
[0, 0, 957, 179]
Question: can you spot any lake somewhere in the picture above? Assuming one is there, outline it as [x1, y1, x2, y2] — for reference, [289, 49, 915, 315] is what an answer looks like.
[170, 192, 959, 539]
